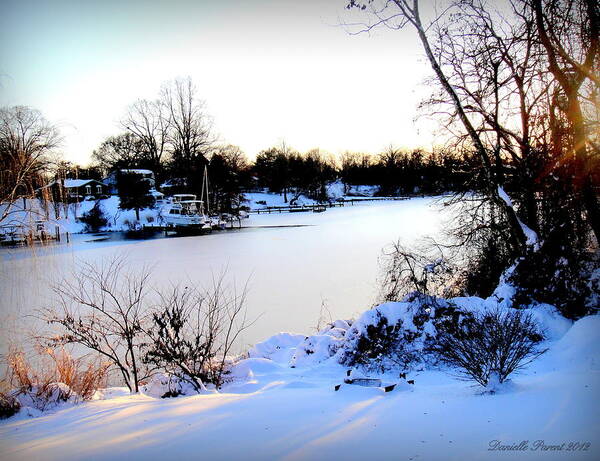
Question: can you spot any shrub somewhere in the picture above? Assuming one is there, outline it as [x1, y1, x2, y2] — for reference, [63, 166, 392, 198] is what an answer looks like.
[0, 392, 20, 419]
[48, 349, 109, 400]
[79, 201, 107, 232]
[143, 274, 251, 390]
[342, 313, 407, 371]
[141, 373, 200, 398]
[44, 257, 150, 393]
[430, 308, 546, 389]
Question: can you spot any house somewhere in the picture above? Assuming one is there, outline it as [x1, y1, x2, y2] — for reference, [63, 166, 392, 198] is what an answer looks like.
[45, 179, 109, 202]
[103, 169, 156, 195]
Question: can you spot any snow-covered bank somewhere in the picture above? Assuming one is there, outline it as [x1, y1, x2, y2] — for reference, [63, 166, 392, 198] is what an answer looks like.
[1, 313, 598, 460]
[0, 197, 160, 237]
[0, 184, 406, 239]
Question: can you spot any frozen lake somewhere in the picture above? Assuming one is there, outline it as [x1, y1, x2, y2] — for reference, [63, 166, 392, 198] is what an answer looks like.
[0, 197, 453, 353]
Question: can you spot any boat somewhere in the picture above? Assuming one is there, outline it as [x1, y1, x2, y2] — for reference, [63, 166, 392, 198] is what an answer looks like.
[159, 195, 212, 233]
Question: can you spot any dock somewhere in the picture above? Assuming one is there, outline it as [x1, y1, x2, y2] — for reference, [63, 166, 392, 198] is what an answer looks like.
[250, 196, 409, 214]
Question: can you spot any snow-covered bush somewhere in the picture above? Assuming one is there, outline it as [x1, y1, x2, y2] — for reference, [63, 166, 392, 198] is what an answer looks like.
[339, 312, 406, 371]
[282, 296, 469, 373]
[430, 308, 546, 389]
[11, 382, 78, 412]
[249, 333, 305, 363]
[336, 296, 450, 372]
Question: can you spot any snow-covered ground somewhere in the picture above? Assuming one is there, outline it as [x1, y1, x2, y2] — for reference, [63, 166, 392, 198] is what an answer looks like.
[244, 191, 318, 208]
[0, 311, 598, 460]
[243, 183, 389, 210]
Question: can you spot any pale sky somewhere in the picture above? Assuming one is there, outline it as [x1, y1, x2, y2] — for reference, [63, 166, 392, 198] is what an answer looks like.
[0, 0, 437, 164]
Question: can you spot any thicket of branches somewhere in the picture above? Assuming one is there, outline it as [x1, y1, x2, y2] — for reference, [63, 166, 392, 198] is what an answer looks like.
[143, 276, 251, 391]
[43, 257, 151, 393]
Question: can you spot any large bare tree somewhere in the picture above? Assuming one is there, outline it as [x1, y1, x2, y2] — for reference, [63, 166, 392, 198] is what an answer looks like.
[161, 77, 214, 173]
[346, 0, 537, 254]
[92, 132, 147, 173]
[346, 0, 599, 251]
[528, 0, 600, 240]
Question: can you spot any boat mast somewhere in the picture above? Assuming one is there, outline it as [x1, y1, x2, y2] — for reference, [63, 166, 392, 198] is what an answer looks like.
[202, 165, 210, 215]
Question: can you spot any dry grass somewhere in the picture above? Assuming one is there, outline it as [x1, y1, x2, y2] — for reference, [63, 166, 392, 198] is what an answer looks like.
[1, 346, 110, 413]
[48, 349, 110, 400]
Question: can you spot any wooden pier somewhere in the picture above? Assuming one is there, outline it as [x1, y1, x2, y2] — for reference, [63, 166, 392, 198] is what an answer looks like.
[0, 223, 67, 246]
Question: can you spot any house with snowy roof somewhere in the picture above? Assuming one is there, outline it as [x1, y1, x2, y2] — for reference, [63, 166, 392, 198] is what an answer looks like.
[45, 178, 109, 202]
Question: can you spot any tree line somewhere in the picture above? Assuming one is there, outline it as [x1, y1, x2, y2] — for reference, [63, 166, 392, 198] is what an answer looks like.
[1, 87, 481, 221]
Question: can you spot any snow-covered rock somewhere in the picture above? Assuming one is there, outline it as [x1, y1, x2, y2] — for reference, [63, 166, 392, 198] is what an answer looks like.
[228, 358, 283, 380]
[248, 332, 305, 364]
[11, 382, 79, 412]
[141, 373, 204, 398]
[290, 326, 347, 368]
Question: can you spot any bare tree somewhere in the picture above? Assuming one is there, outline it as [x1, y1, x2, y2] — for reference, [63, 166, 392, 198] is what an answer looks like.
[378, 240, 458, 302]
[0, 106, 61, 224]
[161, 77, 214, 174]
[529, 0, 600, 241]
[42, 257, 151, 393]
[345, 0, 536, 253]
[210, 144, 248, 172]
[120, 98, 171, 176]
[92, 132, 147, 173]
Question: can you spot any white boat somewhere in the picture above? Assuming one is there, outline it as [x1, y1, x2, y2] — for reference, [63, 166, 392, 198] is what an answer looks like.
[160, 196, 212, 232]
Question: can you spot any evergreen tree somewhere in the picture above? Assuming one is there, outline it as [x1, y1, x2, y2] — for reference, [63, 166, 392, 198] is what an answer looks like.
[117, 172, 155, 221]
